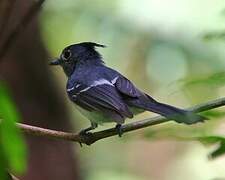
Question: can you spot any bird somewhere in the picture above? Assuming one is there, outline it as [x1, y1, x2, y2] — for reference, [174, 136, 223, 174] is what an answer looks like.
[49, 42, 206, 137]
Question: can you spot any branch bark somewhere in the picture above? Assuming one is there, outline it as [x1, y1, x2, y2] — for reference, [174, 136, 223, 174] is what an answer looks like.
[16, 97, 225, 145]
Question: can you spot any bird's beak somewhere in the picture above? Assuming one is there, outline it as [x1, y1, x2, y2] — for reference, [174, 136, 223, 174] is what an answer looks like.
[49, 58, 61, 65]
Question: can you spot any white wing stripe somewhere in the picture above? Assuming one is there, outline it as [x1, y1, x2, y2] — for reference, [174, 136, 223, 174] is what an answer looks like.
[67, 87, 74, 92]
[74, 79, 114, 95]
[79, 87, 91, 93]
[111, 76, 118, 84]
[92, 79, 113, 86]
[75, 84, 81, 88]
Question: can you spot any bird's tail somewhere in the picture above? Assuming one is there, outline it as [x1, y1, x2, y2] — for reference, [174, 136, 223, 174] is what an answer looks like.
[135, 95, 206, 124]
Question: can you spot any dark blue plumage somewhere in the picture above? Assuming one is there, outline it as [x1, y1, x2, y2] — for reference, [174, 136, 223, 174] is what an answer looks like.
[50, 42, 206, 136]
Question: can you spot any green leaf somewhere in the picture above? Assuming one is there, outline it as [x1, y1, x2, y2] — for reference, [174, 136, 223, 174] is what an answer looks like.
[197, 136, 225, 159]
[201, 110, 225, 119]
[0, 146, 8, 180]
[0, 82, 27, 175]
[181, 72, 225, 88]
[144, 124, 225, 159]
[203, 31, 225, 41]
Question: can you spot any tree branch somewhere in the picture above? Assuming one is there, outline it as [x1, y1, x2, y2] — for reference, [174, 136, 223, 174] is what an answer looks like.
[16, 97, 225, 145]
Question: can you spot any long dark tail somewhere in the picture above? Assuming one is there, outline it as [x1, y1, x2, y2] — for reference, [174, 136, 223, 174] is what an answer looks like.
[129, 95, 206, 124]
[146, 101, 206, 124]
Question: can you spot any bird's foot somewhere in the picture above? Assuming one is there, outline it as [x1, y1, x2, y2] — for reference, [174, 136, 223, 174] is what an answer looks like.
[78, 128, 94, 147]
[79, 129, 92, 136]
[78, 122, 98, 146]
[115, 124, 123, 137]
[79, 122, 97, 136]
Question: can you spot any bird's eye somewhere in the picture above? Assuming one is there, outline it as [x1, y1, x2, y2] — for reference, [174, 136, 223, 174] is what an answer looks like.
[62, 50, 71, 61]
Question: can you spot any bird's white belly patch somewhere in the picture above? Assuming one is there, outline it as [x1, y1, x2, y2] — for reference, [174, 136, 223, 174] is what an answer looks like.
[76, 105, 143, 125]
[75, 104, 113, 125]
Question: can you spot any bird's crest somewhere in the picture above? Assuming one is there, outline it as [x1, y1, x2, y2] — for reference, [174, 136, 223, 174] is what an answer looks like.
[79, 42, 106, 49]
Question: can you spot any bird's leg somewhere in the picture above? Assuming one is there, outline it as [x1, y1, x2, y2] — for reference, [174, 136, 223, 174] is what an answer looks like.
[115, 124, 123, 137]
[79, 122, 98, 136]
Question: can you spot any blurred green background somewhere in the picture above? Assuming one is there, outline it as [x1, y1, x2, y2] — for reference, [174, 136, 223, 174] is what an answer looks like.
[39, 0, 225, 180]
[2, 0, 225, 179]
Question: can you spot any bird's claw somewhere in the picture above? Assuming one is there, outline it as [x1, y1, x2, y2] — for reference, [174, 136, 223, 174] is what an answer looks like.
[79, 129, 89, 136]
[78, 129, 93, 147]
[79, 141, 83, 147]
[115, 124, 123, 137]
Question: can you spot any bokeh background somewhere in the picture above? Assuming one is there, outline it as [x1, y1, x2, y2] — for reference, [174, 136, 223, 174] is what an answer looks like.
[1, 0, 225, 180]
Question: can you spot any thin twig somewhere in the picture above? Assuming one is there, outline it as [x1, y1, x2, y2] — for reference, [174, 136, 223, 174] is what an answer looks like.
[0, 0, 46, 61]
[17, 123, 82, 142]
[16, 97, 225, 145]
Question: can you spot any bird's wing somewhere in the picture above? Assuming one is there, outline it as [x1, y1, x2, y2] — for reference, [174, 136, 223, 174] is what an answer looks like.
[114, 76, 142, 98]
[115, 76, 160, 104]
[67, 81, 133, 123]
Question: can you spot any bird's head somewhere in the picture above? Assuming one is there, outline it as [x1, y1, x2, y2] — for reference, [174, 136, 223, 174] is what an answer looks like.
[49, 42, 106, 76]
